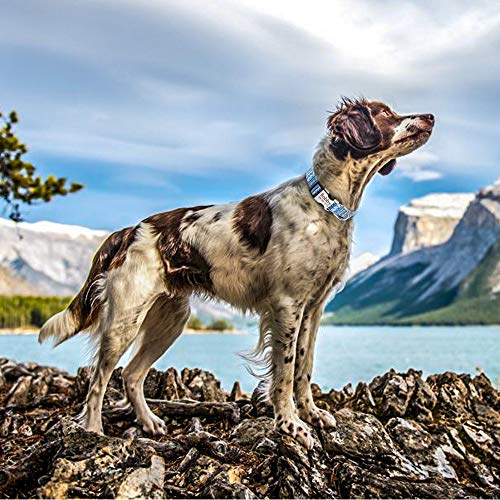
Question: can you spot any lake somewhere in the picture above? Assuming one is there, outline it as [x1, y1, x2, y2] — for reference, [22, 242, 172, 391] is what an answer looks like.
[0, 326, 498, 392]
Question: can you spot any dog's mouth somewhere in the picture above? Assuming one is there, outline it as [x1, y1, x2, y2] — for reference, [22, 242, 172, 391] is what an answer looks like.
[378, 159, 397, 176]
[394, 130, 431, 144]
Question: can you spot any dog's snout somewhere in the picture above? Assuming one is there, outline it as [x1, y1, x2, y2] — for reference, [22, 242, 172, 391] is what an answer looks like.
[415, 113, 434, 132]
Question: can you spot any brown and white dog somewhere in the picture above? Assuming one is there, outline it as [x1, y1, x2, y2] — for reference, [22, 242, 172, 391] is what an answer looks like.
[39, 98, 434, 448]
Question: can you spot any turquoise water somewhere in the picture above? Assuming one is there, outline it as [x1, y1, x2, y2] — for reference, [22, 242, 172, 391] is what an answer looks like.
[0, 326, 498, 392]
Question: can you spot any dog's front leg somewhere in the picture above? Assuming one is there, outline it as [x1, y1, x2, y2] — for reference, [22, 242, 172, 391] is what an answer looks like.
[268, 298, 314, 449]
[294, 302, 336, 430]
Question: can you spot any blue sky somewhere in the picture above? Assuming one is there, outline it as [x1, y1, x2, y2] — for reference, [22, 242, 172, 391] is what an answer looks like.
[1, 0, 499, 256]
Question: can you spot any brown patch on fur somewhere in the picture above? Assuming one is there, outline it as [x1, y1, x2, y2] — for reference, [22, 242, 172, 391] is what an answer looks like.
[233, 195, 273, 254]
[367, 102, 401, 148]
[327, 98, 403, 161]
[68, 226, 138, 332]
[144, 206, 214, 293]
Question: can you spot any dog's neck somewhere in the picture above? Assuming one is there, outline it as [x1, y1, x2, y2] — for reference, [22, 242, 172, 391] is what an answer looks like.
[311, 136, 380, 212]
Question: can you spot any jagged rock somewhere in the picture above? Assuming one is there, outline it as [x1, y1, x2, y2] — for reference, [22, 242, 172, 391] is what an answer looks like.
[0, 358, 499, 498]
[181, 367, 228, 402]
[389, 193, 474, 256]
[324, 408, 399, 459]
[230, 417, 275, 447]
[199, 465, 256, 499]
[116, 455, 165, 499]
[229, 381, 248, 402]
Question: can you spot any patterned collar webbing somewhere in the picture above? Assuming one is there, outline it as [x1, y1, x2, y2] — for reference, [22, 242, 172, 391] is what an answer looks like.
[305, 167, 356, 221]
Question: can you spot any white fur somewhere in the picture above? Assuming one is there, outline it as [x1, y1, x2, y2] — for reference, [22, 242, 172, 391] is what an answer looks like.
[38, 309, 78, 347]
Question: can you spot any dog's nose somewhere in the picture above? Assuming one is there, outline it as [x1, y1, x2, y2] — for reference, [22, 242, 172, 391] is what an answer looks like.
[422, 114, 434, 124]
[417, 113, 434, 132]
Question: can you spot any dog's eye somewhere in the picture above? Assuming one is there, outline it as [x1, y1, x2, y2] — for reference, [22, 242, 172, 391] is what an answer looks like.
[381, 109, 392, 117]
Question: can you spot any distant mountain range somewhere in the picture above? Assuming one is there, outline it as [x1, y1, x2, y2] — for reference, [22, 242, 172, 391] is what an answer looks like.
[325, 181, 500, 325]
[0, 219, 107, 296]
[0, 215, 377, 324]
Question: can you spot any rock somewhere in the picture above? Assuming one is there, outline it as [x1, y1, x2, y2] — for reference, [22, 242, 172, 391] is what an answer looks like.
[200, 466, 256, 499]
[324, 408, 398, 459]
[230, 417, 275, 447]
[229, 381, 248, 402]
[0, 359, 499, 498]
[181, 367, 228, 402]
[116, 455, 165, 499]
[389, 193, 474, 256]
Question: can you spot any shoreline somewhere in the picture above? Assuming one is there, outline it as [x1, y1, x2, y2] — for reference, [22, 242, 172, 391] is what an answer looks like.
[2, 324, 499, 336]
[0, 326, 247, 335]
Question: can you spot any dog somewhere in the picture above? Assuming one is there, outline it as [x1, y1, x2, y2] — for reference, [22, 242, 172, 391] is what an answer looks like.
[39, 98, 434, 449]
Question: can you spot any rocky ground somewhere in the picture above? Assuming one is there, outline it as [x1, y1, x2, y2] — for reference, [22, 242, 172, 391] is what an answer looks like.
[0, 358, 498, 498]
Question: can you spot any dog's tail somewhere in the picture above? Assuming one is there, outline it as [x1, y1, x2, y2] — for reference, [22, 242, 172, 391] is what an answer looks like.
[38, 225, 138, 347]
[38, 308, 80, 347]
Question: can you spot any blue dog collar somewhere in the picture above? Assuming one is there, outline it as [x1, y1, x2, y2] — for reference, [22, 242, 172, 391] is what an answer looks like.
[305, 167, 356, 221]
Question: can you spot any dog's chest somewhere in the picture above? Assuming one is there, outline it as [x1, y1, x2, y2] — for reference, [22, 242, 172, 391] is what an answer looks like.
[272, 210, 352, 299]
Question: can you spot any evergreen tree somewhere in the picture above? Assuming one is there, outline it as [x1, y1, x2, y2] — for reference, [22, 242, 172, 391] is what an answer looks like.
[0, 109, 83, 222]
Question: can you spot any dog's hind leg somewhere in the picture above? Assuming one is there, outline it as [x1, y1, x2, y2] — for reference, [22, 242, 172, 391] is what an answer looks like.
[81, 223, 166, 434]
[81, 291, 164, 433]
[266, 297, 314, 449]
[82, 313, 138, 434]
[121, 294, 190, 435]
[293, 300, 336, 430]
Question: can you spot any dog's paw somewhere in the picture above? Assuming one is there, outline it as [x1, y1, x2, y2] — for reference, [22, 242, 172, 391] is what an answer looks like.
[299, 404, 336, 430]
[78, 407, 104, 435]
[138, 411, 167, 436]
[81, 419, 104, 435]
[275, 413, 314, 450]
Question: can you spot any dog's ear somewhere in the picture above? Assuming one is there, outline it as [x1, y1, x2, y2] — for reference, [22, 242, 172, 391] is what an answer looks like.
[328, 104, 382, 152]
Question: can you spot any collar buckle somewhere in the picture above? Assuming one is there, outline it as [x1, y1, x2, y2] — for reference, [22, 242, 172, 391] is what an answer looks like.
[305, 167, 355, 220]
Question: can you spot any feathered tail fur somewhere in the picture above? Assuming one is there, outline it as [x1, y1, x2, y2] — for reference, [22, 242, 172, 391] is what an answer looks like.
[38, 308, 79, 347]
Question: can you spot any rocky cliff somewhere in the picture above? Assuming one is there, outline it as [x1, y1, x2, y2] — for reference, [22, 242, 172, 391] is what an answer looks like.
[389, 193, 474, 256]
[0, 359, 498, 498]
[326, 180, 500, 324]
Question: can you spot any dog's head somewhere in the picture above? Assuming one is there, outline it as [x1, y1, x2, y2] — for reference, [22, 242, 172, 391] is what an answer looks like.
[327, 98, 434, 176]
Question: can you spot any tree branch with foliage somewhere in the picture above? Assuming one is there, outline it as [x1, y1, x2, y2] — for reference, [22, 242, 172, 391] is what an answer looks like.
[0, 109, 83, 222]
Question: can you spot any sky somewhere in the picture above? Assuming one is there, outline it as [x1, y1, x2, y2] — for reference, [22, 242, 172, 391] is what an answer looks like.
[1, 0, 499, 256]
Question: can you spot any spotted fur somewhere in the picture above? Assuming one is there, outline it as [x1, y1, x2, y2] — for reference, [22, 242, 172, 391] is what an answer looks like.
[233, 195, 273, 254]
[39, 98, 434, 449]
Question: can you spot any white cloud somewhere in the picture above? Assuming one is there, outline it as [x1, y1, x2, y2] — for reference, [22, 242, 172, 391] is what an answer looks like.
[388, 150, 442, 182]
[398, 166, 443, 182]
[240, 0, 500, 79]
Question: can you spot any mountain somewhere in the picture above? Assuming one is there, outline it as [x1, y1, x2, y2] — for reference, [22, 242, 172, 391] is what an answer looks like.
[0, 218, 108, 296]
[348, 252, 380, 277]
[389, 193, 474, 256]
[326, 181, 500, 325]
[0, 264, 41, 296]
